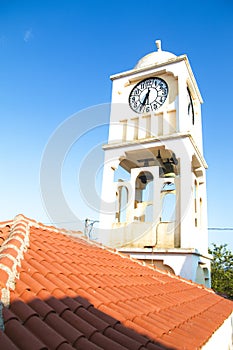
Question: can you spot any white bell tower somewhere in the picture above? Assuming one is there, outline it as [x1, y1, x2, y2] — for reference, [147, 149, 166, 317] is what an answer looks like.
[100, 41, 211, 286]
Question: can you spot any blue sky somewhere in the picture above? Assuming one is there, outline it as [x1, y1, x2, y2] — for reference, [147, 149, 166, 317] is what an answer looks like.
[0, 0, 233, 250]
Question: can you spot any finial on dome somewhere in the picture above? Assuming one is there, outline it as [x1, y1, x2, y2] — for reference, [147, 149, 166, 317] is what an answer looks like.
[134, 40, 176, 69]
[155, 40, 162, 52]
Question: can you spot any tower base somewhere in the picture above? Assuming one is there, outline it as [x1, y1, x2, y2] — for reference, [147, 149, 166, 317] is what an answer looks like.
[118, 247, 212, 288]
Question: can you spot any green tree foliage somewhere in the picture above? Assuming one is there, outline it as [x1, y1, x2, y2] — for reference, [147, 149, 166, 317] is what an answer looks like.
[208, 244, 233, 300]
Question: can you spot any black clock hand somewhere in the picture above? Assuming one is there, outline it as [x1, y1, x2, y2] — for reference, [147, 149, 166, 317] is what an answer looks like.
[141, 93, 147, 106]
[142, 88, 150, 106]
[145, 88, 151, 104]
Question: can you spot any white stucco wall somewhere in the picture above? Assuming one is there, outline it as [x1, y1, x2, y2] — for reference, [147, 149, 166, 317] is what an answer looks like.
[201, 312, 233, 350]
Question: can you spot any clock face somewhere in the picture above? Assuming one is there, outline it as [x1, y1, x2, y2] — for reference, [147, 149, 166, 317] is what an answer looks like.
[129, 77, 168, 114]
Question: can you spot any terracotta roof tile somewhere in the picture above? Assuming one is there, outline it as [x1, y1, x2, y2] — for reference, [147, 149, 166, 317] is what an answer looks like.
[44, 312, 85, 346]
[104, 327, 146, 350]
[0, 223, 11, 239]
[68, 273, 96, 291]
[72, 337, 102, 350]
[75, 307, 109, 332]
[0, 214, 232, 350]
[21, 292, 55, 319]
[24, 314, 72, 350]
[98, 303, 128, 323]
[10, 298, 39, 323]
[90, 331, 129, 350]
[61, 309, 97, 338]
[19, 271, 46, 295]
[60, 296, 83, 313]
[3, 308, 47, 350]
[0, 330, 19, 350]
[114, 322, 151, 346]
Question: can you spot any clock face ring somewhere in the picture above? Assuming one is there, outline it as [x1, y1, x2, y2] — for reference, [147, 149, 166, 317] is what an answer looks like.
[129, 77, 168, 114]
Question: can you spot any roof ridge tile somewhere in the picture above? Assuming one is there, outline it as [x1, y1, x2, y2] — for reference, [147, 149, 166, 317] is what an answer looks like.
[0, 216, 31, 306]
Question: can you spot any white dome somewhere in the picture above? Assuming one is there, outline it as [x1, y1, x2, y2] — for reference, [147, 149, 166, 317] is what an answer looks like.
[134, 41, 176, 69]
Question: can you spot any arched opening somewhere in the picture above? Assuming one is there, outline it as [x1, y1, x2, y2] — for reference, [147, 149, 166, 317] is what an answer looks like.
[116, 185, 128, 223]
[114, 162, 130, 182]
[161, 182, 176, 222]
[134, 171, 153, 222]
[157, 182, 177, 248]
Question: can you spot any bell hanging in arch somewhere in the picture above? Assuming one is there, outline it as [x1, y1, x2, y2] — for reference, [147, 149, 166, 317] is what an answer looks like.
[161, 159, 176, 178]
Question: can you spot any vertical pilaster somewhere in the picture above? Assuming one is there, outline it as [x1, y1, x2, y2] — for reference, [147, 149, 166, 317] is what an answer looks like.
[100, 158, 119, 228]
[179, 152, 193, 248]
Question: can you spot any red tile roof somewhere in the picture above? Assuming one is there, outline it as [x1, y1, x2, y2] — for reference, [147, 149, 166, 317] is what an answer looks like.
[0, 214, 232, 349]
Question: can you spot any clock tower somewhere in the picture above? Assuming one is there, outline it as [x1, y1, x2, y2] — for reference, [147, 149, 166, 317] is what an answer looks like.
[99, 41, 211, 287]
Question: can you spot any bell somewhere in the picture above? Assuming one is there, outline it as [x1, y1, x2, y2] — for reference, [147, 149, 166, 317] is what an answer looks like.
[139, 174, 147, 184]
[139, 172, 153, 184]
[161, 160, 176, 178]
[170, 152, 178, 165]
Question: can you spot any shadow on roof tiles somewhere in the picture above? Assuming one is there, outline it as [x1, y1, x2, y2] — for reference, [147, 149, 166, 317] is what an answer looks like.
[3, 294, 176, 350]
